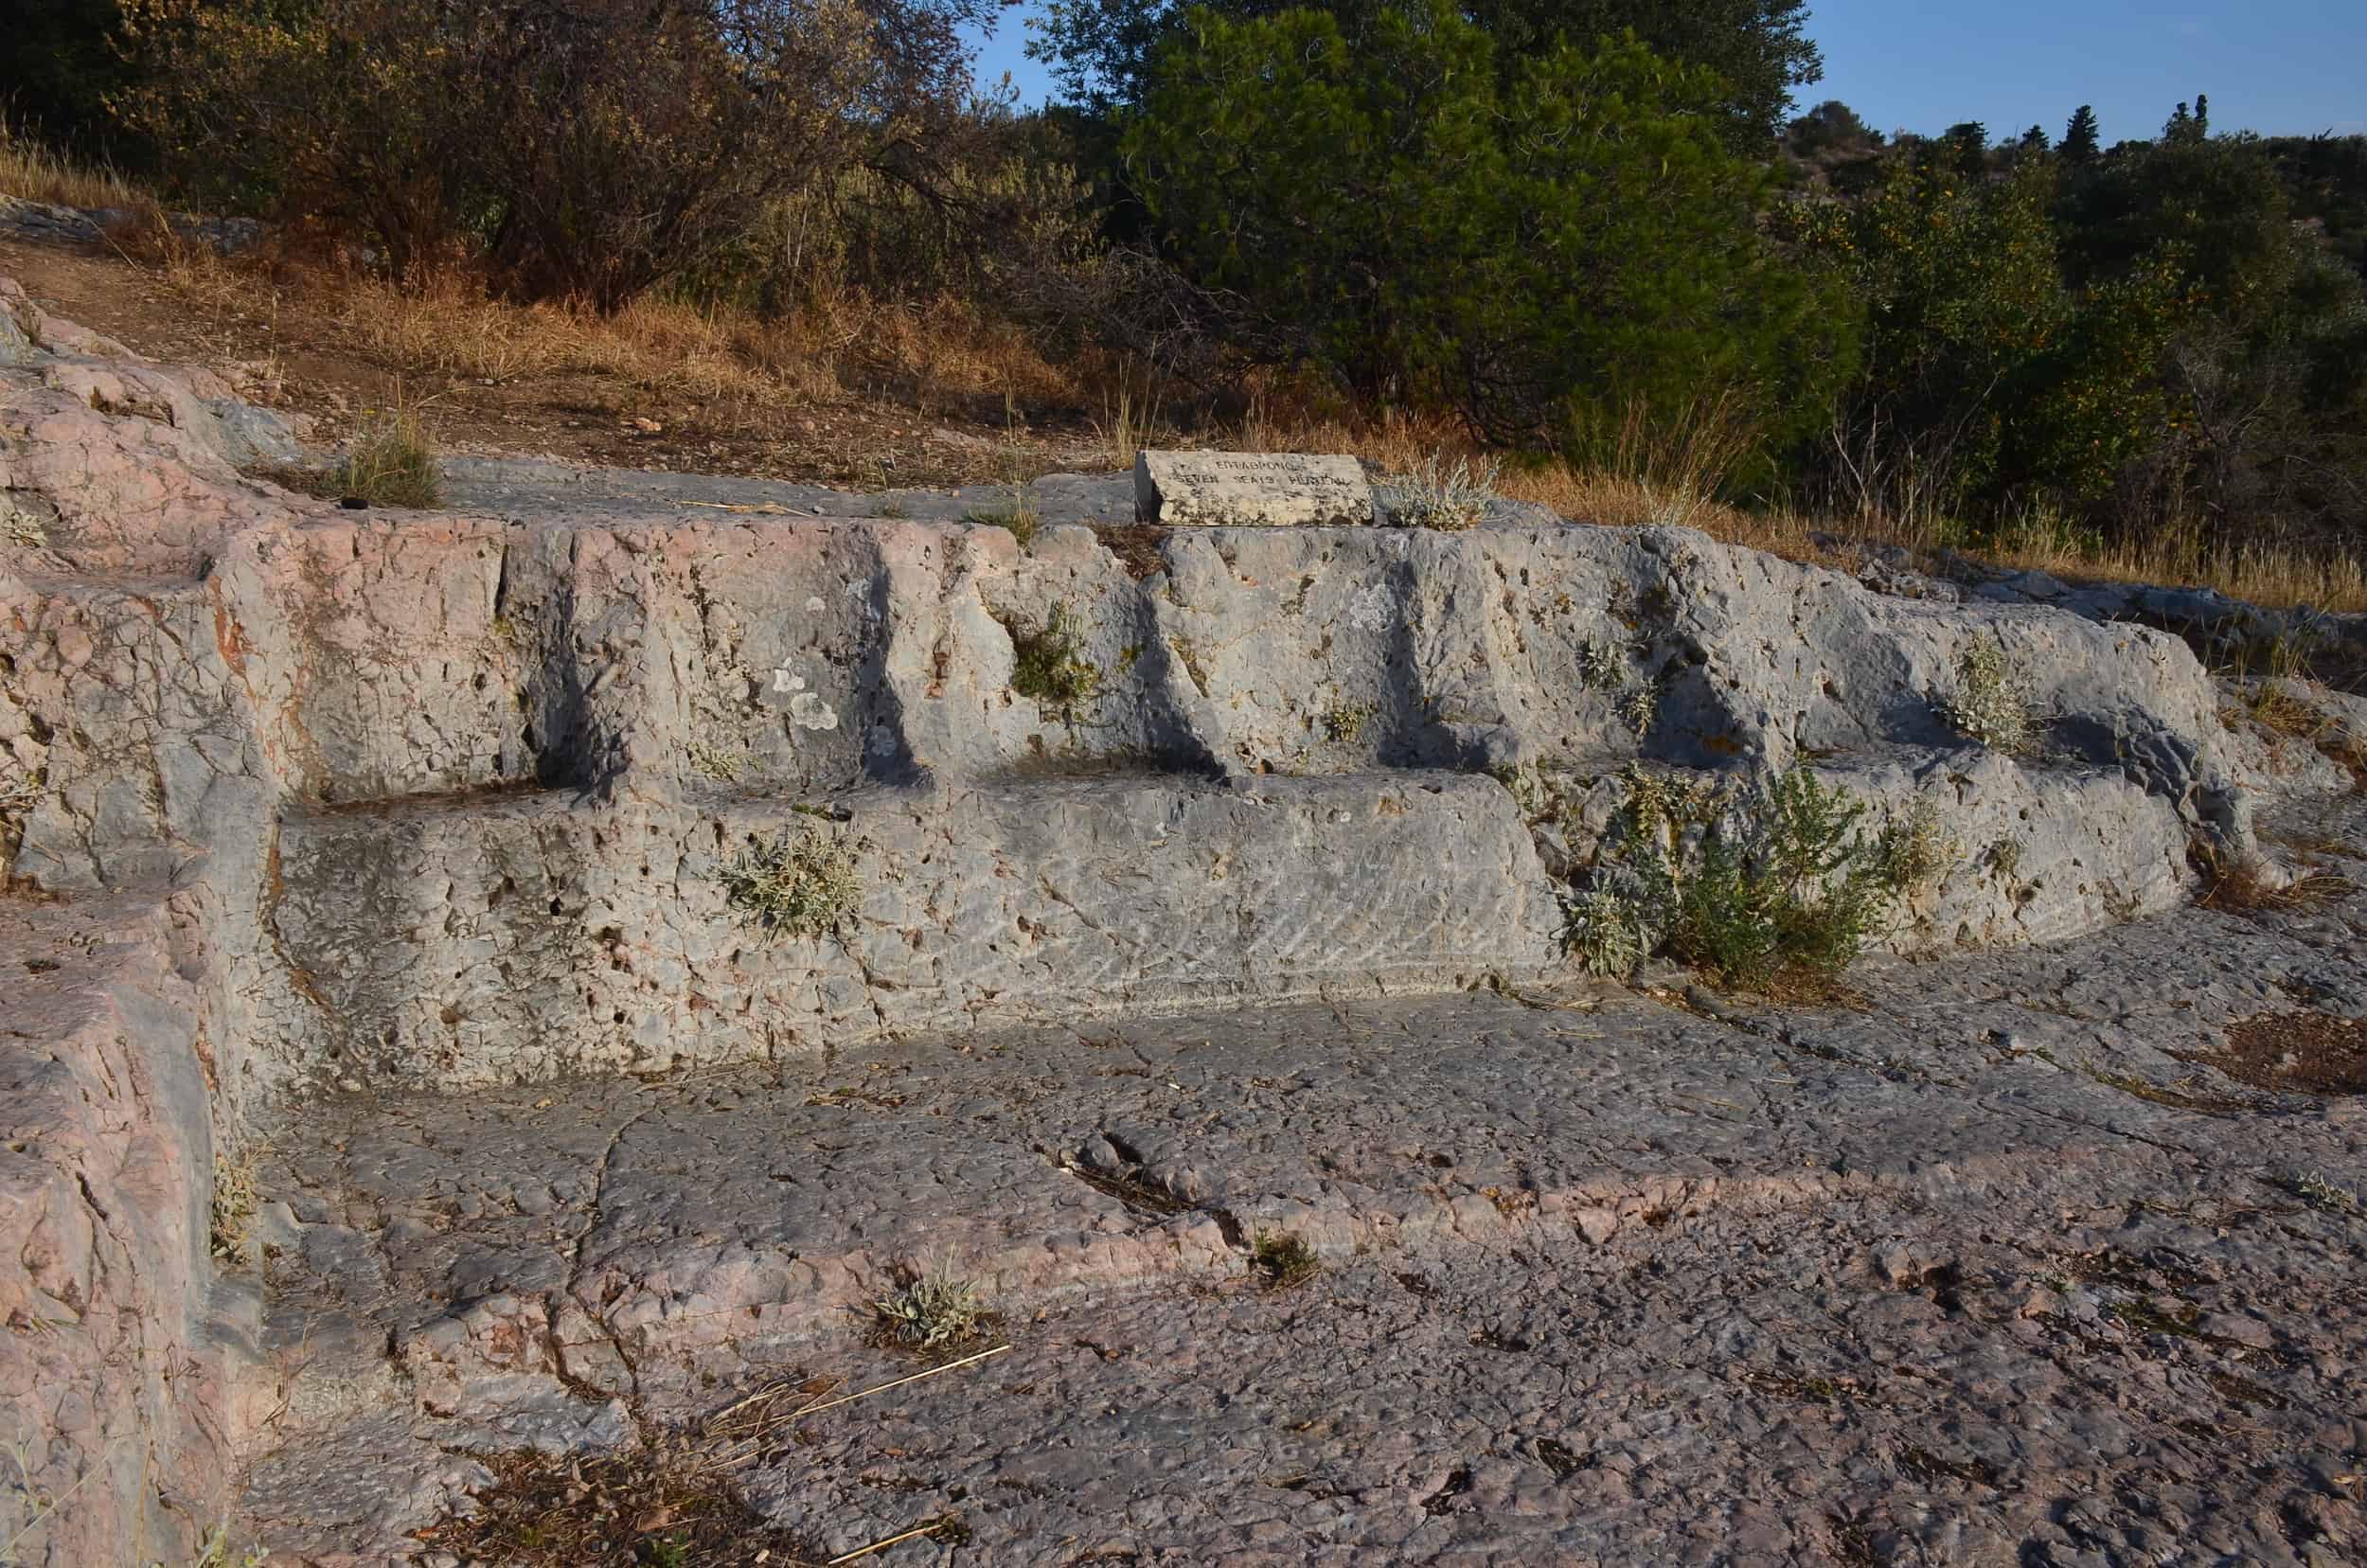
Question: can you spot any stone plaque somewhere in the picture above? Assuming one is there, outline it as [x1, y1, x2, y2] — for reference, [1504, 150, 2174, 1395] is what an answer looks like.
[1133, 449, 1374, 527]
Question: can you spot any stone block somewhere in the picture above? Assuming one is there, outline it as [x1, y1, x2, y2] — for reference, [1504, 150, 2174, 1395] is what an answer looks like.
[1133, 449, 1374, 526]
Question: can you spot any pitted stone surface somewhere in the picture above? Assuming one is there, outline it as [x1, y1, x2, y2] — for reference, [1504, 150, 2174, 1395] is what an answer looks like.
[270, 774, 1562, 1086]
[7, 272, 2367, 1563]
[0, 894, 268, 1568]
[235, 801, 2367, 1562]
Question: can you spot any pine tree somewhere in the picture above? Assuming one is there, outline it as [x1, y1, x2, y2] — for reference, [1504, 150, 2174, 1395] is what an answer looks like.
[1945, 121, 1990, 178]
[2061, 105, 2102, 165]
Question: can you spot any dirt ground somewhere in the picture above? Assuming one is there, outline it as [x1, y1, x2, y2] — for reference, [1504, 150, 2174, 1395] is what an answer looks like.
[0, 235, 1115, 490]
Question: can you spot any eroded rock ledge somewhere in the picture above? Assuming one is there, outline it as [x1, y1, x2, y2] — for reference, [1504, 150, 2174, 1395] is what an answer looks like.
[2, 276, 2361, 1564]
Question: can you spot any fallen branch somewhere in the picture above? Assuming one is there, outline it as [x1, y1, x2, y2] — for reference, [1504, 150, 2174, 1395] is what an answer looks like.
[796, 1344, 1011, 1417]
[827, 1517, 960, 1564]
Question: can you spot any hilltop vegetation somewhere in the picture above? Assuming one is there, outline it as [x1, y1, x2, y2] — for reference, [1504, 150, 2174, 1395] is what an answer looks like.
[8, 0, 2365, 601]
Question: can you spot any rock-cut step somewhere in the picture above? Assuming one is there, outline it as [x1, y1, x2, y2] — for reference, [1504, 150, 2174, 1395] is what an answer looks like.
[227, 900, 2367, 1565]
[266, 771, 1566, 1090]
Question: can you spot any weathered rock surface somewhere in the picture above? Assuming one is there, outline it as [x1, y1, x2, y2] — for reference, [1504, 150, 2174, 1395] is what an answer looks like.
[1, 274, 2363, 1563]
[1135, 449, 1376, 527]
[239, 795, 2367, 1563]
[0, 191, 262, 255]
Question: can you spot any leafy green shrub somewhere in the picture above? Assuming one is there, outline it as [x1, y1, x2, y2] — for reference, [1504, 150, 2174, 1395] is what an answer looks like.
[1122, 5, 1852, 461]
[118, 0, 993, 308]
[1576, 638, 1626, 693]
[1563, 887, 1646, 978]
[1877, 794, 1959, 894]
[1779, 158, 2073, 521]
[1569, 764, 1917, 991]
[1034, 0, 1823, 148]
[716, 822, 864, 943]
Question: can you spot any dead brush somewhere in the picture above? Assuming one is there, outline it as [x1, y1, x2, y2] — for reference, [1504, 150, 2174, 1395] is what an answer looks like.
[208, 1144, 264, 1259]
[101, 206, 256, 317]
[2191, 839, 2353, 917]
[0, 114, 143, 209]
[1249, 1229, 1321, 1290]
[416, 1425, 822, 1567]
[425, 1348, 1007, 1565]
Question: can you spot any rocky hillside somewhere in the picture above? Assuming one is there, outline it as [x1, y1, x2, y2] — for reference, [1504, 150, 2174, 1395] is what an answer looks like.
[3, 276, 2364, 1565]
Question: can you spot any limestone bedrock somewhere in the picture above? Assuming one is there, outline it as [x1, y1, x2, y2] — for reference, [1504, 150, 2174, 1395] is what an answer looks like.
[1134, 447, 1376, 526]
[2, 266, 2364, 1566]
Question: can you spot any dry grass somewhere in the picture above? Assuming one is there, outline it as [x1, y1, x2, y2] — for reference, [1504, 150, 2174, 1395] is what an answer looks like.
[2192, 840, 2354, 917]
[1227, 388, 2367, 611]
[329, 400, 442, 507]
[265, 391, 443, 508]
[251, 261, 1077, 433]
[14, 175, 2366, 610]
[418, 1431, 824, 1567]
[418, 1350, 1009, 1566]
[208, 1144, 263, 1259]
[343, 268, 1084, 411]
[2217, 682, 2367, 793]
[0, 116, 142, 210]
[100, 205, 269, 320]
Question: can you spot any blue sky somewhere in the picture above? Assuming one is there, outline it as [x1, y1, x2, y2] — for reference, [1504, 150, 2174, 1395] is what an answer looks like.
[966, 1, 2365, 140]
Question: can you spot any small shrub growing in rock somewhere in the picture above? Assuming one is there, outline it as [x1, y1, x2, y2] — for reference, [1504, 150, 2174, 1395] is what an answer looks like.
[188, 1523, 271, 1567]
[1878, 795, 1958, 895]
[1939, 636, 2036, 752]
[1986, 835, 2025, 882]
[716, 822, 864, 942]
[1249, 1229, 1320, 1289]
[1009, 603, 1102, 718]
[872, 1265, 991, 1353]
[1386, 452, 1502, 531]
[0, 765, 40, 823]
[1617, 682, 1661, 738]
[209, 1145, 262, 1259]
[1563, 886, 1647, 978]
[3, 506, 46, 549]
[1324, 700, 1376, 743]
[328, 404, 442, 508]
[1576, 638, 1626, 693]
[2288, 1172, 2359, 1216]
[686, 739, 750, 783]
[1568, 764, 1921, 992]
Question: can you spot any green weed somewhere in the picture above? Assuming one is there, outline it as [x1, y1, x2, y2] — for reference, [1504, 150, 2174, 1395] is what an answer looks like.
[715, 823, 865, 942]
